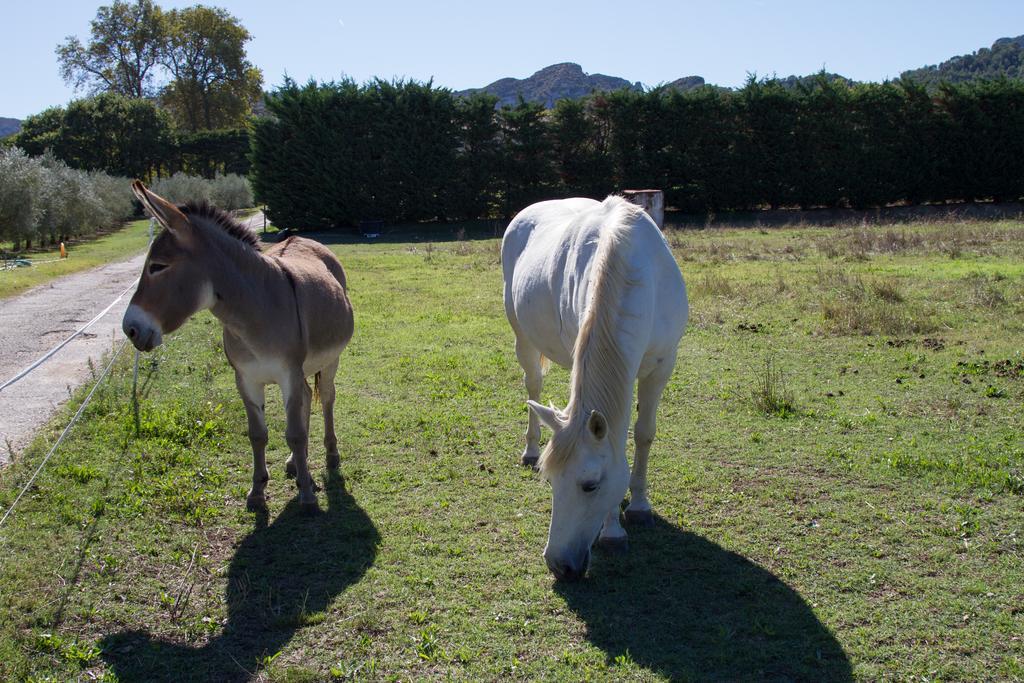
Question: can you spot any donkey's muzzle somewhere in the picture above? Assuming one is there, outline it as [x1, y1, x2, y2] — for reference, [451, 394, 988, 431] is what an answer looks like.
[122, 304, 163, 352]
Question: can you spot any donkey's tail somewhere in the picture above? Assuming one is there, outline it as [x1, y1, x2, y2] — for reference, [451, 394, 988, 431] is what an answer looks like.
[313, 371, 322, 405]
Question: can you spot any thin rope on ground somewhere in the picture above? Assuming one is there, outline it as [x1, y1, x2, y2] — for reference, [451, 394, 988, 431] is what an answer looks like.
[0, 278, 138, 393]
[0, 339, 128, 529]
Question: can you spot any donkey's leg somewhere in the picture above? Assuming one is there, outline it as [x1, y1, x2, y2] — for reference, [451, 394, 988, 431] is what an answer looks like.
[625, 358, 675, 527]
[319, 358, 341, 470]
[284, 374, 313, 479]
[515, 335, 544, 467]
[236, 372, 269, 512]
[283, 373, 318, 513]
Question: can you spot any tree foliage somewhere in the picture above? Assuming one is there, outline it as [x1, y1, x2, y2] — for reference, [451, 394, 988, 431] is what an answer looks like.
[902, 36, 1024, 88]
[56, 0, 260, 131]
[56, 0, 165, 98]
[0, 147, 134, 249]
[159, 5, 262, 131]
[12, 94, 249, 179]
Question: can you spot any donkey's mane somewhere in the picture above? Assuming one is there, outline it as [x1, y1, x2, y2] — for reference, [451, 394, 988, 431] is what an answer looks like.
[179, 201, 260, 250]
[539, 196, 645, 473]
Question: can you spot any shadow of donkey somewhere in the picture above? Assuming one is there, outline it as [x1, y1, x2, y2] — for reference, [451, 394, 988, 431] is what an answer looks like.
[100, 473, 379, 682]
[556, 516, 853, 681]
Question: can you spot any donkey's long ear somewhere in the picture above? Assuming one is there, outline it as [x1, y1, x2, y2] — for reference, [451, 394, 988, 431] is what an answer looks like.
[527, 400, 564, 432]
[131, 180, 192, 241]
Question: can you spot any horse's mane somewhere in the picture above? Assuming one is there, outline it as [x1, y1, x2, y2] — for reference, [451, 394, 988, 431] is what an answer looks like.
[179, 201, 260, 250]
[539, 196, 645, 473]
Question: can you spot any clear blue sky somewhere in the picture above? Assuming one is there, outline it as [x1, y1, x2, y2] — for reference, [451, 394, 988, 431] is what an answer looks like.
[3, 0, 1023, 118]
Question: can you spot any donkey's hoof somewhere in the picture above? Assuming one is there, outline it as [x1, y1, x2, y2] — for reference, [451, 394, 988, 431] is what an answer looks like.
[624, 508, 655, 527]
[285, 457, 297, 479]
[299, 499, 321, 516]
[596, 536, 629, 554]
[326, 451, 340, 470]
[246, 494, 267, 512]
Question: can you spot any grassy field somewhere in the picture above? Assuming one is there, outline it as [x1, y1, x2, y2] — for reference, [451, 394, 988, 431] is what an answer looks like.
[0, 219, 153, 299]
[0, 218, 1021, 681]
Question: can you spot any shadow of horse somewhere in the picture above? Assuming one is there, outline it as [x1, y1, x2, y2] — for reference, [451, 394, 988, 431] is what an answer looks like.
[100, 473, 379, 682]
[556, 516, 852, 682]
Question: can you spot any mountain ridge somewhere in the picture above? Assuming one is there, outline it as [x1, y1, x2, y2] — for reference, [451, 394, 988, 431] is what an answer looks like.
[457, 34, 1024, 108]
[0, 117, 21, 139]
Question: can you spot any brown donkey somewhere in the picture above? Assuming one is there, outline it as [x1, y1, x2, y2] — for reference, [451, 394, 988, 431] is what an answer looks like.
[123, 181, 354, 513]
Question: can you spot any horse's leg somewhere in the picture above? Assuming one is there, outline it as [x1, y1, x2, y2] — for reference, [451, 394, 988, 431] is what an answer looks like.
[283, 372, 318, 513]
[625, 357, 675, 526]
[514, 335, 544, 467]
[236, 371, 269, 512]
[319, 358, 341, 470]
[596, 506, 629, 552]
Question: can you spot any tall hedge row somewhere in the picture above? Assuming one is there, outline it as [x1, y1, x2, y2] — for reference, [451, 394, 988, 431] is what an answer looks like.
[251, 77, 1024, 229]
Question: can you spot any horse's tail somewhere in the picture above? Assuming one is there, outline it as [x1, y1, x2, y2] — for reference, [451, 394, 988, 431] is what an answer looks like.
[313, 371, 322, 405]
[540, 355, 551, 375]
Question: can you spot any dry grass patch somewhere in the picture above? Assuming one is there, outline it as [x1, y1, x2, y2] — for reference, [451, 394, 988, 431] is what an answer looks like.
[693, 271, 736, 298]
[870, 277, 905, 303]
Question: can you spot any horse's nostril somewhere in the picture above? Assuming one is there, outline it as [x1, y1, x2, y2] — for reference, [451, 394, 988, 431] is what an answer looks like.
[127, 326, 137, 339]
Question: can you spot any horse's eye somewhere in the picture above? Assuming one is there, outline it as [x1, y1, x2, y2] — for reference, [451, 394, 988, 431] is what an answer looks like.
[581, 481, 600, 494]
[148, 262, 168, 275]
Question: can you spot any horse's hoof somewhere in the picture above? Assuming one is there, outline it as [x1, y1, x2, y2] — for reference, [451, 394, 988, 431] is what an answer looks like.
[624, 508, 655, 527]
[246, 495, 267, 512]
[326, 452, 340, 470]
[596, 536, 629, 554]
[520, 453, 539, 469]
[285, 458, 297, 479]
[300, 500, 320, 516]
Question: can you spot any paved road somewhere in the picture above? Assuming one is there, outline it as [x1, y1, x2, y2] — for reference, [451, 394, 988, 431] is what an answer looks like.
[0, 211, 267, 466]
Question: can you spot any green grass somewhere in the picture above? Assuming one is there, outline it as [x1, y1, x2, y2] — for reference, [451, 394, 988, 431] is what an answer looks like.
[1, 219, 1022, 681]
[0, 219, 152, 299]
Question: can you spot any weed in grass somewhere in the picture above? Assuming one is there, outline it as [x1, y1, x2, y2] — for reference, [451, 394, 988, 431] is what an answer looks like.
[870, 277, 904, 303]
[415, 625, 442, 661]
[695, 272, 735, 297]
[751, 357, 797, 418]
[774, 272, 789, 293]
[984, 385, 1007, 398]
[966, 273, 1008, 308]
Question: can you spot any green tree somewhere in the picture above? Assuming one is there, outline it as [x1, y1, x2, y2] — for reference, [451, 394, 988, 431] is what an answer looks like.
[451, 93, 502, 219]
[498, 100, 557, 216]
[366, 80, 459, 222]
[13, 94, 173, 179]
[55, 0, 165, 98]
[160, 5, 263, 131]
[551, 97, 612, 198]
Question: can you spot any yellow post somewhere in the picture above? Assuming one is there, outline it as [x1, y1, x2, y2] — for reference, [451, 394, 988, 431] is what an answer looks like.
[59, 242, 67, 259]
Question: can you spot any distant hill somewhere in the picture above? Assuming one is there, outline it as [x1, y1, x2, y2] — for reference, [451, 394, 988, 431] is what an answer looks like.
[0, 117, 20, 139]
[453, 63, 858, 109]
[664, 75, 707, 92]
[901, 35, 1024, 87]
[456, 62, 642, 108]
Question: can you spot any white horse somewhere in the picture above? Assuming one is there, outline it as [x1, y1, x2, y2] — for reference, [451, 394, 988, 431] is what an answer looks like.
[502, 196, 688, 581]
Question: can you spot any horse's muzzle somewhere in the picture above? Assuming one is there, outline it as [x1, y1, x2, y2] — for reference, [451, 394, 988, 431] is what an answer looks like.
[545, 549, 590, 582]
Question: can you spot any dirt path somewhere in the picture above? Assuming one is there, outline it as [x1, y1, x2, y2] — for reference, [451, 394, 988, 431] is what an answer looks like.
[0, 212, 266, 466]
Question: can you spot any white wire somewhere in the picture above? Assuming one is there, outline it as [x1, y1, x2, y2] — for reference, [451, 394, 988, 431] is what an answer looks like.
[0, 278, 138, 393]
[0, 339, 128, 529]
